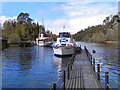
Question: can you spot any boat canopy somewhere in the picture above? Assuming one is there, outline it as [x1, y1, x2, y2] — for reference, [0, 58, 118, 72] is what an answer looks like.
[59, 32, 71, 38]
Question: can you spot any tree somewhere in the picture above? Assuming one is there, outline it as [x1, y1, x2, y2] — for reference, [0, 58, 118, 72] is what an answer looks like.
[2, 12, 56, 42]
[46, 30, 50, 33]
[73, 14, 118, 43]
[17, 12, 32, 23]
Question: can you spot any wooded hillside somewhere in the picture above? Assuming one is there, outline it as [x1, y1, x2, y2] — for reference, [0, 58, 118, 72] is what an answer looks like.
[2, 12, 57, 42]
[73, 14, 120, 43]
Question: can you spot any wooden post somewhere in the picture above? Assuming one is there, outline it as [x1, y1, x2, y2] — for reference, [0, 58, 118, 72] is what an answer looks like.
[52, 83, 56, 90]
[97, 64, 100, 80]
[93, 59, 95, 71]
[63, 71, 65, 89]
[67, 65, 69, 79]
[105, 72, 109, 89]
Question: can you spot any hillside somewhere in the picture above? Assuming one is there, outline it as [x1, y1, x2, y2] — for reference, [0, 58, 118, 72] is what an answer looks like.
[2, 12, 57, 42]
[73, 14, 119, 43]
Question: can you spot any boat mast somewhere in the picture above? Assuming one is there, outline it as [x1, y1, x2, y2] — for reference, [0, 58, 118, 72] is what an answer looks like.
[39, 28, 40, 37]
[63, 25, 68, 32]
[63, 25, 65, 31]
[42, 19, 44, 26]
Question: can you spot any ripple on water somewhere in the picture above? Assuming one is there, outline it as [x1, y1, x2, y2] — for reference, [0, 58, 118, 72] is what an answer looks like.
[2, 42, 119, 88]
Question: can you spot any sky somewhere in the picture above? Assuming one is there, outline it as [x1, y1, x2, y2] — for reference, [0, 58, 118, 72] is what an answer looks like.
[0, 0, 119, 34]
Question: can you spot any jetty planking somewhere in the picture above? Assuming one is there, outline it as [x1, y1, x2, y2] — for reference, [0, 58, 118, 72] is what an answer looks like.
[65, 49, 103, 88]
[51, 46, 104, 89]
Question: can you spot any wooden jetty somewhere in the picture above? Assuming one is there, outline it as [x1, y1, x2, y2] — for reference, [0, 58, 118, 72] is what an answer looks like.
[51, 46, 116, 89]
[65, 49, 103, 88]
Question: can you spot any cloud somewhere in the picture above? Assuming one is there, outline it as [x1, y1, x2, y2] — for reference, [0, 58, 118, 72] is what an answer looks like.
[0, 16, 17, 26]
[47, 2, 117, 34]
[1, 2, 118, 35]
[65, 2, 117, 33]
[1, 0, 119, 2]
[69, 15, 108, 33]
[35, 10, 44, 16]
[44, 19, 71, 35]
[62, 2, 117, 17]
[35, 4, 62, 17]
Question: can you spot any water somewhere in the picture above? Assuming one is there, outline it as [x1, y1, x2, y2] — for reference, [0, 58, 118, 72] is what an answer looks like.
[2, 46, 71, 88]
[76, 42, 119, 88]
[2, 42, 119, 88]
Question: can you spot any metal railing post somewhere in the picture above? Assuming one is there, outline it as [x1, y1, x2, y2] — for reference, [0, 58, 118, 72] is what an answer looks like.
[52, 83, 56, 90]
[71, 58, 73, 64]
[105, 72, 109, 90]
[67, 65, 70, 79]
[70, 63, 72, 70]
[63, 71, 65, 89]
[93, 58, 95, 71]
[90, 55, 92, 65]
[97, 64, 100, 80]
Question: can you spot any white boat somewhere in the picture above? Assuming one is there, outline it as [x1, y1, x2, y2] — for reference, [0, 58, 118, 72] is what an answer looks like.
[36, 33, 53, 47]
[36, 21, 53, 47]
[45, 41, 54, 47]
[53, 31, 77, 56]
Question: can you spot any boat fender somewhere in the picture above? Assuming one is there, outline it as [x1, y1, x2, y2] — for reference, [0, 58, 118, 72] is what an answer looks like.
[92, 50, 96, 53]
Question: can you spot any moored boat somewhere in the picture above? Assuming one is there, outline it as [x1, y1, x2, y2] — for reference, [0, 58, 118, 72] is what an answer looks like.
[53, 30, 77, 56]
[36, 21, 53, 47]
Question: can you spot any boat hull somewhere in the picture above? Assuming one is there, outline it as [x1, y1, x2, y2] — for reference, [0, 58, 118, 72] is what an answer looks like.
[53, 46, 75, 56]
[36, 40, 53, 47]
[36, 41, 45, 46]
[45, 41, 53, 47]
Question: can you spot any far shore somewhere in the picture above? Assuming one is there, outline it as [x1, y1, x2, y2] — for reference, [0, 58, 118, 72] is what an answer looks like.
[76, 41, 119, 44]
[102, 41, 118, 44]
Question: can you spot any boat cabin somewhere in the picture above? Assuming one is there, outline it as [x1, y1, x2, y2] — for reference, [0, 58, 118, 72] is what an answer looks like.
[59, 32, 71, 38]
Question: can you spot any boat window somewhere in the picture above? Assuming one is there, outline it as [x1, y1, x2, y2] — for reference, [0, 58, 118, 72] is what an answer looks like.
[59, 33, 62, 37]
[59, 32, 70, 38]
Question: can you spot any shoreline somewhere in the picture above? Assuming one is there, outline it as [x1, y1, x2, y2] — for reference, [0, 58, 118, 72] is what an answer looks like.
[77, 41, 119, 44]
[102, 41, 118, 44]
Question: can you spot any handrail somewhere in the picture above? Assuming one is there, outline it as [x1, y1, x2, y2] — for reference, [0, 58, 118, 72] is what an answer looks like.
[51, 46, 119, 89]
[100, 68, 120, 85]
[109, 75, 120, 85]
[84, 46, 119, 89]
[98, 65, 120, 88]
[56, 72, 64, 84]
[60, 82, 64, 88]
[107, 84, 111, 88]
[51, 46, 80, 89]
[97, 72, 105, 82]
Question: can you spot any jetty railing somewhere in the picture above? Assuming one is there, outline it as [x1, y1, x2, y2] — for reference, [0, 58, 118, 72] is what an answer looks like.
[84, 46, 120, 89]
[50, 46, 81, 90]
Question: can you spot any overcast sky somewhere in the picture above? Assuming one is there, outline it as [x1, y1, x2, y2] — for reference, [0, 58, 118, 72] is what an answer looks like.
[0, 0, 118, 34]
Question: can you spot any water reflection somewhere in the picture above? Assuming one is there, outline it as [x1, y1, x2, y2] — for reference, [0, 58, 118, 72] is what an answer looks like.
[2, 46, 58, 88]
[76, 42, 119, 88]
[53, 56, 71, 75]
[2, 47, 34, 72]
[2, 42, 119, 88]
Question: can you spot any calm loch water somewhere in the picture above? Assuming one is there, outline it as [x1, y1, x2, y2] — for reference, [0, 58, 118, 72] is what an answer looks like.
[2, 42, 119, 88]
